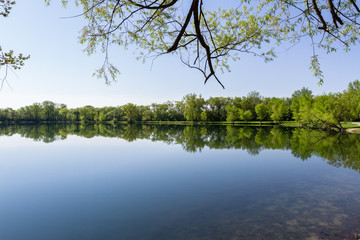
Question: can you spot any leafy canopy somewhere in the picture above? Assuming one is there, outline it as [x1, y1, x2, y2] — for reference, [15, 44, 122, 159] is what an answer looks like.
[45, 0, 360, 87]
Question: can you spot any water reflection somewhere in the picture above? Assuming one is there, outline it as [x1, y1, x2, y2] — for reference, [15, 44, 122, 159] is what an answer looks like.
[1, 124, 359, 169]
[1, 124, 360, 239]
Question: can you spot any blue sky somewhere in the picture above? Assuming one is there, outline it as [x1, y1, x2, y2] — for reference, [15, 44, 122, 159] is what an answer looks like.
[0, 0, 359, 109]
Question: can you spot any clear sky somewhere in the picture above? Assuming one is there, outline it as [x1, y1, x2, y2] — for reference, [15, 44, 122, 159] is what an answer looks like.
[0, 0, 359, 109]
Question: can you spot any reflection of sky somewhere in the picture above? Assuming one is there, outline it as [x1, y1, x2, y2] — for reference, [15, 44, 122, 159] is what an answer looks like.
[0, 136, 360, 239]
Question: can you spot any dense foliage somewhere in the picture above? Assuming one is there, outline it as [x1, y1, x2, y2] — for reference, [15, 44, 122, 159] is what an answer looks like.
[1, 80, 359, 131]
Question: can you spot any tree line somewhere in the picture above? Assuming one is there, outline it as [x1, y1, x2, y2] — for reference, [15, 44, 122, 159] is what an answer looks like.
[1, 80, 359, 132]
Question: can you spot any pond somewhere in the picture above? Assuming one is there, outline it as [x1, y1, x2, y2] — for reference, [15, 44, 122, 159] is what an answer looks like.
[0, 124, 359, 240]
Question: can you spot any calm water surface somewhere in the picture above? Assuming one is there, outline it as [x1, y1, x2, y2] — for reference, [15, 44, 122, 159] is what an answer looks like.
[0, 125, 360, 240]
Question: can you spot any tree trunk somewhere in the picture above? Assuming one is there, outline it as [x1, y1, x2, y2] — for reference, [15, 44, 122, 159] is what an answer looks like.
[338, 121, 345, 132]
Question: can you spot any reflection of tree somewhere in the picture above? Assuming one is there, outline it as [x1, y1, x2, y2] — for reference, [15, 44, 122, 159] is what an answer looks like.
[178, 126, 207, 153]
[122, 125, 143, 142]
[0, 124, 66, 143]
[225, 126, 262, 155]
[318, 133, 360, 172]
[205, 126, 229, 150]
[0, 124, 359, 172]
[290, 129, 330, 160]
[268, 127, 292, 150]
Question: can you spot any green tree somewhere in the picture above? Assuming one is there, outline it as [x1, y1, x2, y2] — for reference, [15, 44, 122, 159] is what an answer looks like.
[151, 103, 169, 121]
[22, 103, 42, 122]
[255, 103, 269, 124]
[206, 97, 229, 121]
[41, 101, 58, 121]
[170, 101, 185, 121]
[58, 107, 69, 122]
[240, 91, 263, 120]
[107, 107, 125, 122]
[137, 106, 149, 122]
[98, 111, 107, 122]
[232, 97, 243, 109]
[182, 94, 205, 121]
[292, 87, 313, 99]
[344, 80, 360, 120]
[96, 107, 115, 122]
[200, 111, 207, 121]
[270, 98, 287, 123]
[123, 103, 139, 123]
[291, 98, 301, 123]
[298, 95, 314, 125]
[79, 106, 96, 123]
[142, 109, 152, 121]
[291, 88, 313, 123]
[67, 109, 80, 122]
[240, 110, 253, 121]
[0, 108, 15, 122]
[312, 93, 351, 132]
[226, 105, 240, 124]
